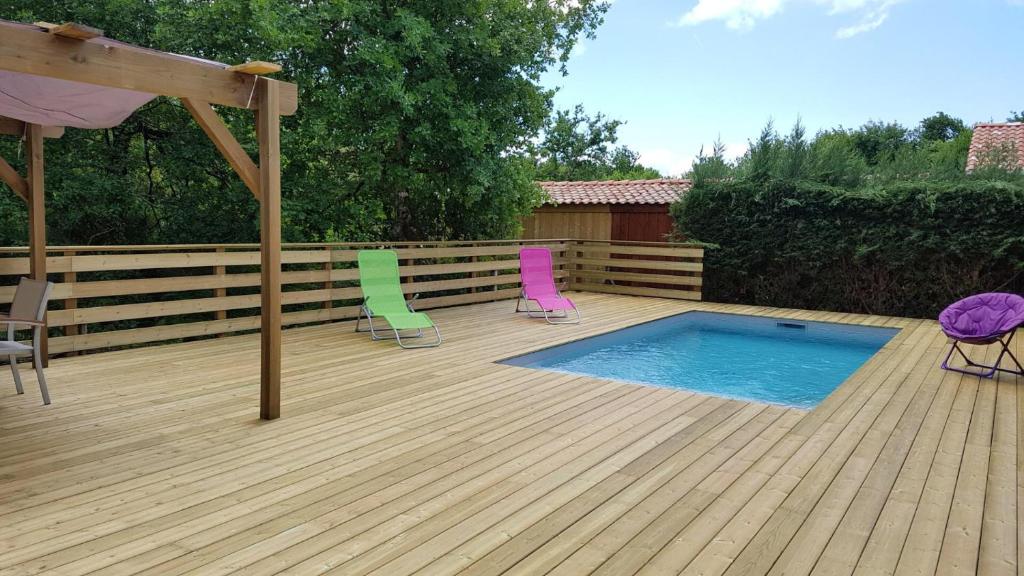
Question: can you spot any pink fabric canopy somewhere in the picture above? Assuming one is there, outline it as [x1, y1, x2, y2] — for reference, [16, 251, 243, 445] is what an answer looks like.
[0, 70, 156, 129]
[0, 21, 235, 130]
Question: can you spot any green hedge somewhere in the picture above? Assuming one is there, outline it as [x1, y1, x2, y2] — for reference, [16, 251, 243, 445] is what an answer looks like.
[671, 179, 1024, 318]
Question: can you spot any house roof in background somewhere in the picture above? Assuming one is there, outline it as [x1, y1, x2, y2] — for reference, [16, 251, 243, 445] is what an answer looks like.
[536, 179, 692, 205]
[967, 123, 1024, 171]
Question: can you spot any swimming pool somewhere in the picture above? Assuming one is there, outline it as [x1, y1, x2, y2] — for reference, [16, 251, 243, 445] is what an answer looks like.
[500, 312, 898, 409]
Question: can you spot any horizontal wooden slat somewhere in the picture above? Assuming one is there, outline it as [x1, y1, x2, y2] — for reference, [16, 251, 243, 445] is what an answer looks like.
[48, 290, 332, 327]
[399, 258, 556, 278]
[46, 286, 524, 354]
[393, 243, 568, 260]
[569, 269, 703, 287]
[400, 273, 525, 295]
[0, 245, 570, 276]
[570, 244, 704, 258]
[570, 257, 703, 272]
[47, 306, 362, 353]
[0, 256, 70, 275]
[574, 282, 702, 301]
[413, 287, 523, 311]
[0, 269, 338, 303]
[44, 272, 533, 327]
[0, 250, 334, 275]
[0, 261, 564, 305]
[0, 238, 573, 254]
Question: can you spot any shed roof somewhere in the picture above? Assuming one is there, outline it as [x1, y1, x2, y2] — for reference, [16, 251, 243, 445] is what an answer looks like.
[537, 179, 692, 205]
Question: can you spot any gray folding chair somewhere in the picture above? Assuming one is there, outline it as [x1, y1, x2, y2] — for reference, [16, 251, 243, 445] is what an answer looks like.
[0, 278, 54, 405]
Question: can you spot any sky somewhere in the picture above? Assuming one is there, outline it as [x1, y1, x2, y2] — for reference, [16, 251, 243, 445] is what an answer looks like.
[541, 0, 1024, 176]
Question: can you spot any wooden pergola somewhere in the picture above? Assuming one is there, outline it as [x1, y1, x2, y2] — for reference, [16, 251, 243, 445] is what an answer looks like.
[0, 20, 299, 419]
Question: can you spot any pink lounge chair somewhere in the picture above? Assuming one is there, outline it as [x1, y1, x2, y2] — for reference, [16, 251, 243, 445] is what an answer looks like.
[516, 247, 580, 324]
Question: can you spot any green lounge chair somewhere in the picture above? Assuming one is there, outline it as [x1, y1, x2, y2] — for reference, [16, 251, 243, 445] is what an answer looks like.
[355, 249, 441, 348]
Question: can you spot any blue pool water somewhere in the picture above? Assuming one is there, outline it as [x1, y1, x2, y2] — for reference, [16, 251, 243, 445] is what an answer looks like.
[501, 312, 898, 409]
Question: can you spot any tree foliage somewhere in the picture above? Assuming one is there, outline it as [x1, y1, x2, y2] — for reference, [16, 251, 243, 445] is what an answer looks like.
[673, 110, 1024, 317]
[533, 104, 661, 181]
[673, 179, 1024, 318]
[0, 0, 609, 245]
[684, 111, 1022, 188]
[918, 111, 968, 142]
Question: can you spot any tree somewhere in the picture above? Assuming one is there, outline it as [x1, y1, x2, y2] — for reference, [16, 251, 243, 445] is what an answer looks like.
[0, 0, 610, 244]
[1009, 111, 1024, 123]
[313, 0, 608, 240]
[607, 148, 663, 180]
[688, 140, 735, 187]
[780, 119, 809, 180]
[849, 121, 911, 165]
[808, 130, 868, 188]
[918, 112, 968, 142]
[740, 120, 781, 184]
[534, 104, 661, 181]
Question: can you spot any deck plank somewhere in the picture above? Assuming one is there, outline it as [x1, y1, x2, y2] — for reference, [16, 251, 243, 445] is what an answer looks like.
[0, 294, 1014, 576]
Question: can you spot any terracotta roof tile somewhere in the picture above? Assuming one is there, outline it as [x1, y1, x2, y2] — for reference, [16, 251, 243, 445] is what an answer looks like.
[967, 123, 1024, 171]
[536, 179, 692, 205]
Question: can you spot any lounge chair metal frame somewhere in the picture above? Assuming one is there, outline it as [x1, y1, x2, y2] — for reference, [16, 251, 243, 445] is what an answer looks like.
[516, 246, 581, 325]
[2, 278, 54, 405]
[355, 294, 442, 349]
[941, 329, 1023, 378]
[515, 289, 581, 325]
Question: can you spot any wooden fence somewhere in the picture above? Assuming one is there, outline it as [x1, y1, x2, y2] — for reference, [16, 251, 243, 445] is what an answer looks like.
[0, 239, 702, 355]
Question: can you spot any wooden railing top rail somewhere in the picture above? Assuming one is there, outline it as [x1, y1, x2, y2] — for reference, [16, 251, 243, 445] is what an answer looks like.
[568, 239, 706, 248]
[0, 238, 705, 254]
[0, 238, 588, 253]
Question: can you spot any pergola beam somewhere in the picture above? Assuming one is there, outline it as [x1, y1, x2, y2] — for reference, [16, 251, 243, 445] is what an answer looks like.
[182, 99, 261, 199]
[0, 153, 28, 202]
[0, 21, 297, 115]
[0, 117, 63, 138]
[35, 21, 103, 40]
[227, 61, 282, 75]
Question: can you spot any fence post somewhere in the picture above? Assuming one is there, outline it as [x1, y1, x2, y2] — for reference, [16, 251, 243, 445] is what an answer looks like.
[214, 247, 227, 336]
[63, 250, 78, 356]
[570, 239, 581, 290]
[470, 254, 478, 293]
[322, 246, 333, 311]
[402, 253, 414, 285]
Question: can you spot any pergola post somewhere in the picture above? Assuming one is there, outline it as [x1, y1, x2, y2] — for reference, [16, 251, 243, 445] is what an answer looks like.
[0, 20, 297, 417]
[25, 123, 47, 365]
[256, 78, 282, 420]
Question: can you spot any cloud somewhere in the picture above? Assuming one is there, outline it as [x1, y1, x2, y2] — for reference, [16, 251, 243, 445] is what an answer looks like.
[833, 0, 901, 38]
[676, 0, 785, 30]
[675, 0, 904, 38]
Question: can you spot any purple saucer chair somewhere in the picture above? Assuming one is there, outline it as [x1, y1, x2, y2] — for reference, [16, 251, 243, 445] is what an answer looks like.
[939, 292, 1024, 378]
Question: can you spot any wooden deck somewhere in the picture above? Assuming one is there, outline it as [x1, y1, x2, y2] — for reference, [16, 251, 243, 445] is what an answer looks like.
[0, 293, 1019, 575]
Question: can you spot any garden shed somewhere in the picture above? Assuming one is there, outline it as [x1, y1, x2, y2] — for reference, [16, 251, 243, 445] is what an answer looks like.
[522, 179, 691, 242]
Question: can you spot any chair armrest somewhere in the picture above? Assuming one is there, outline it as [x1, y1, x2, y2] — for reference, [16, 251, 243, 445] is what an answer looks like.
[4, 315, 44, 325]
[3, 317, 45, 327]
